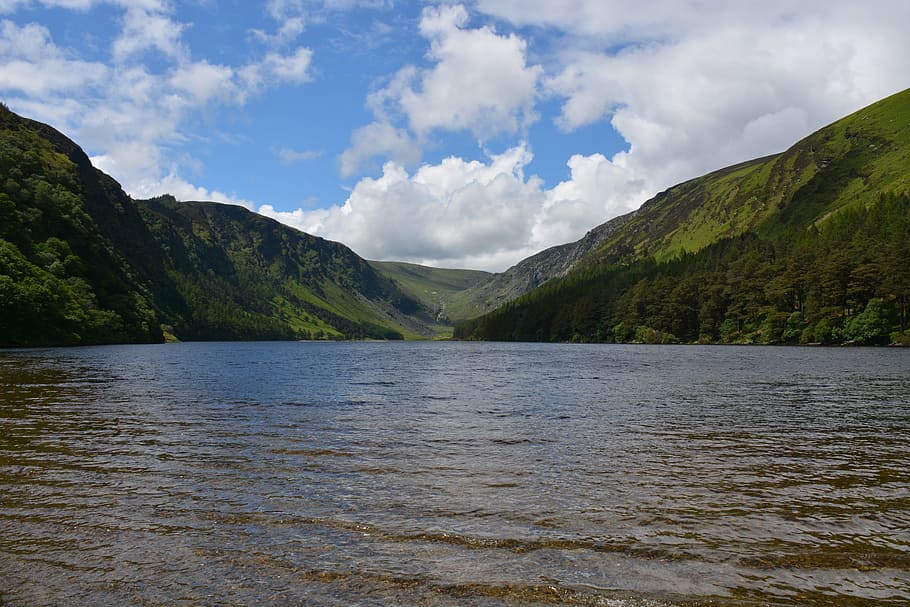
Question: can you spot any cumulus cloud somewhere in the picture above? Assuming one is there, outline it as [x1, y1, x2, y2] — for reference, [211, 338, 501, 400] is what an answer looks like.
[492, 0, 910, 192]
[112, 4, 187, 62]
[169, 61, 238, 105]
[0, 2, 316, 205]
[269, 1, 910, 271]
[261, 146, 539, 269]
[399, 4, 540, 137]
[339, 121, 421, 177]
[260, 144, 645, 271]
[477, 0, 829, 43]
[255, 0, 306, 44]
[261, 47, 313, 83]
[244, 2, 315, 86]
[0, 20, 107, 95]
[535, 152, 646, 248]
[0, 0, 95, 12]
[341, 3, 541, 176]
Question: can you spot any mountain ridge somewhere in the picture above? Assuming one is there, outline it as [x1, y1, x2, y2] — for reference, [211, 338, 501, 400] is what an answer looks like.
[4, 88, 909, 347]
[0, 104, 445, 346]
[455, 88, 910, 345]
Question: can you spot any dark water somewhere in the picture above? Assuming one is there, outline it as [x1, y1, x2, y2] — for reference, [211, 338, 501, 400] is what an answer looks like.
[1, 342, 908, 606]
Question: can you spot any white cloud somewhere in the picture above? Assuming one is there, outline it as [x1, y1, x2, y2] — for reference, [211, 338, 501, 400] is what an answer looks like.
[534, 152, 645, 248]
[398, 4, 540, 137]
[239, 46, 314, 93]
[169, 60, 237, 105]
[90, 141, 162, 186]
[0, 0, 96, 11]
[0, 20, 107, 95]
[112, 5, 187, 62]
[251, 0, 317, 46]
[480, 1, 910, 191]
[323, 0, 391, 9]
[265, 0, 303, 20]
[539, 10, 910, 193]
[260, 146, 544, 270]
[0, 2, 318, 208]
[477, 0, 822, 43]
[339, 121, 421, 177]
[341, 3, 541, 179]
[262, 46, 313, 83]
[278, 147, 323, 163]
[260, 144, 648, 271]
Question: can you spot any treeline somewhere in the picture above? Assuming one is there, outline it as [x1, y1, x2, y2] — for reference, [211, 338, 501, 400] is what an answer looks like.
[456, 192, 910, 345]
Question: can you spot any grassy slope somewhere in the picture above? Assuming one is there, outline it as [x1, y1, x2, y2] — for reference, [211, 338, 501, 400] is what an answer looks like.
[457, 87, 910, 343]
[369, 260, 491, 324]
[582, 88, 910, 268]
[0, 105, 437, 344]
[135, 196, 435, 341]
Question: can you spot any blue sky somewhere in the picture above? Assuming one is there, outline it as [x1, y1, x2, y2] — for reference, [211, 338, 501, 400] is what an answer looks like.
[1, 1, 908, 270]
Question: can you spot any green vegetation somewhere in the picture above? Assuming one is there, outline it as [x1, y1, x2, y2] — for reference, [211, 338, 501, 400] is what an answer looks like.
[369, 260, 490, 324]
[456, 88, 910, 346]
[0, 105, 436, 346]
[0, 107, 161, 346]
[133, 196, 427, 341]
[5, 86, 909, 347]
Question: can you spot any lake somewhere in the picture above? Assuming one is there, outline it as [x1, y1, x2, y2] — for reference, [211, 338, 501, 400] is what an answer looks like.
[1, 342, 908, 606]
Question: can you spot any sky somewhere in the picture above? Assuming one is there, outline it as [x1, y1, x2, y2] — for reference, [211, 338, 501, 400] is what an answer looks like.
[1, 1, 908, 271]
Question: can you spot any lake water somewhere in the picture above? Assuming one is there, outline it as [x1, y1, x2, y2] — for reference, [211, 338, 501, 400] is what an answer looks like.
[1, 342, 908, 606]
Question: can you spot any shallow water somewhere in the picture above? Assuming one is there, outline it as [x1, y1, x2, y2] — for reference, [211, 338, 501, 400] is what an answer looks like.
[1, 342, 908, 606]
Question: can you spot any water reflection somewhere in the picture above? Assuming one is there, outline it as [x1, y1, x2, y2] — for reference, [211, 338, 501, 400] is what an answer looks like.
[1, 343, 909, 606]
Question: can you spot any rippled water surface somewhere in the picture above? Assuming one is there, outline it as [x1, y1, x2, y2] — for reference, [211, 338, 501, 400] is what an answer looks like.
[1, 342, 909, 606]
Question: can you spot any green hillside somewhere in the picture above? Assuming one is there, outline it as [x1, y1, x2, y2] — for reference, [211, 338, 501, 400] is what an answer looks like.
[133, 196, 432, 341]
[0, 104, 434, 346]
[456, 88, 910, 345]
[0, 104, 162, 345]
[369, 260, 490, 324]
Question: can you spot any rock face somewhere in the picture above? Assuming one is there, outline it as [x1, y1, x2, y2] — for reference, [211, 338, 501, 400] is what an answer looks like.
[449, 213, 634, 320]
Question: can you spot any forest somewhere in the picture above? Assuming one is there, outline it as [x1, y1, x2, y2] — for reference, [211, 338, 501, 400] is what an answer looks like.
[4, 89, 910, 348]
[0, 105, 423, 347]
[456, 191, 910, 345]
[0, 107, 162, 346]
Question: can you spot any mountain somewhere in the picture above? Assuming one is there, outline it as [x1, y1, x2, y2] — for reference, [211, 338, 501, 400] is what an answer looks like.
[446, 214, 634, 321]
[368, 260, 490, 325]
[456, 88, 910, 345]
[0, 104, 438, 346]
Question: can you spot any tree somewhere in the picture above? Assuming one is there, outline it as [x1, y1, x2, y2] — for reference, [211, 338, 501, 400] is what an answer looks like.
[843, 298, 893, 345]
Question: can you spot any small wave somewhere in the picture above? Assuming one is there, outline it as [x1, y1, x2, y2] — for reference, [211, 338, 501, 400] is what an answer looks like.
[268, 448, 353, 458]
[491, 438, 533, 445]
[265, 516, 694, 563]
[351, 380, 398, 386]
[253, 565, 680, 607]
[740, 550, 910, 570]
